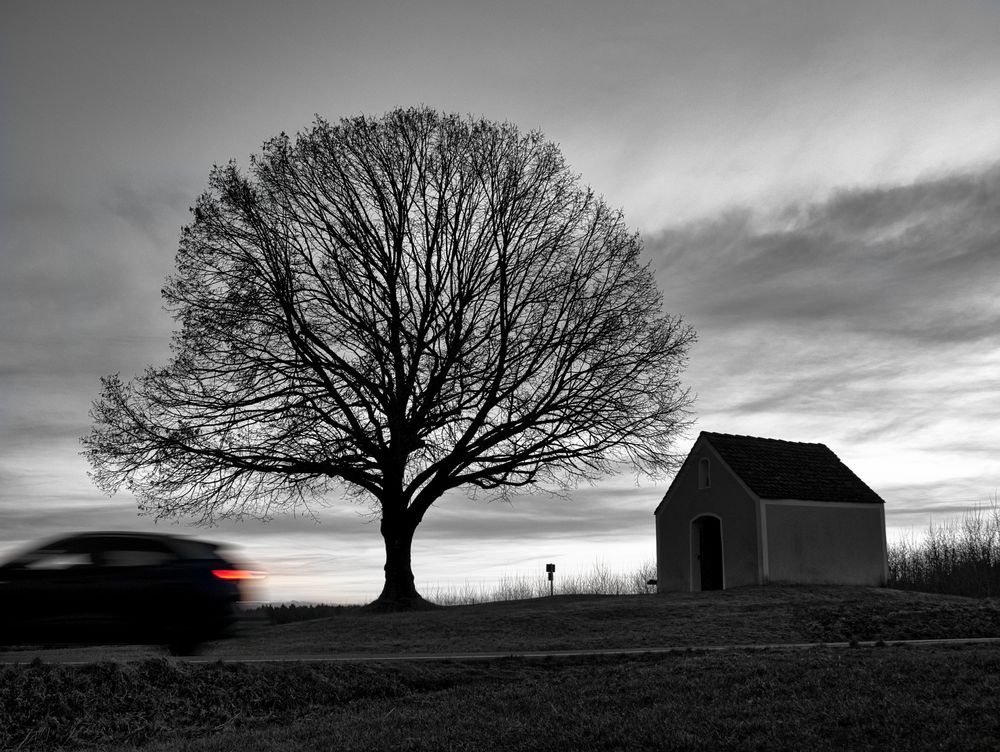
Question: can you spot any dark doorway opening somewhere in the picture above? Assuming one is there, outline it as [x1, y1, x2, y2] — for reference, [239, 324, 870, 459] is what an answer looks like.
[693, 515, 723, 591]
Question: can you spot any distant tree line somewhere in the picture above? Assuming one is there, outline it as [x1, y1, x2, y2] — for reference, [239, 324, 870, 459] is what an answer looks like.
[242, 603, 353, 625]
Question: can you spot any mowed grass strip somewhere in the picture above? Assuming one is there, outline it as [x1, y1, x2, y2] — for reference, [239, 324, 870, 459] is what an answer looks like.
[4, 647, 1000, 751]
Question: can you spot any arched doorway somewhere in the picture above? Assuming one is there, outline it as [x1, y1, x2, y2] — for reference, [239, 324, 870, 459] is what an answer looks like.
[691, 515, 724, 591]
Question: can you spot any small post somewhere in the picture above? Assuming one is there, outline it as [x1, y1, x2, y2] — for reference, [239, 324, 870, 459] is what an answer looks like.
[546, 563, 555, 597]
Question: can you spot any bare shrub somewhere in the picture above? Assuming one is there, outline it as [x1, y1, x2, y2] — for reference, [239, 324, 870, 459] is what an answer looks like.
[888, 497, 1000, 598]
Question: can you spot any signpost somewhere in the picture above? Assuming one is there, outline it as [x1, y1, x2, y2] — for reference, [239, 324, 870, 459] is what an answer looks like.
[546, 563, 555, 597]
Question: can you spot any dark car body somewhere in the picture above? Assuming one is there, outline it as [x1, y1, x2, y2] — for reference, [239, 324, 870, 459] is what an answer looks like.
[0, 531, 259, 654]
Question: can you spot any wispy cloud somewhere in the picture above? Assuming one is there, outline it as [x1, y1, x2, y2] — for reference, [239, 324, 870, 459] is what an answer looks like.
[652, 162, 1000, 343]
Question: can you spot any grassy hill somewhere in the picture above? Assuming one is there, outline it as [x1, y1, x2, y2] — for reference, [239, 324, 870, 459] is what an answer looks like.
[227, 584, 1000, 656]
[3, 586, 999, 751]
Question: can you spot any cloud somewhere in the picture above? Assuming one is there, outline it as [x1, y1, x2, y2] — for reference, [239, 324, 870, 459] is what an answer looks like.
[645, 162, 1000, 445]
[102, 178, 193, 251]
[650, 162, 1000, 345]
[418, 481, 658, 542]
[0, 178, 185, 385]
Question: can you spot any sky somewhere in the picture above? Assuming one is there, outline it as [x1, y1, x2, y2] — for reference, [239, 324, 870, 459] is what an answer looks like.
[3, 0, 1000, 604]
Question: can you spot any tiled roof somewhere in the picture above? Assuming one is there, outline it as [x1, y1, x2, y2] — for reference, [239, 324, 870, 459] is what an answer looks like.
[702, 432, 884, 504]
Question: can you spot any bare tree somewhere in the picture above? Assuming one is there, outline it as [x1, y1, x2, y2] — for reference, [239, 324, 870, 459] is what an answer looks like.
[84, 107, 695, 609]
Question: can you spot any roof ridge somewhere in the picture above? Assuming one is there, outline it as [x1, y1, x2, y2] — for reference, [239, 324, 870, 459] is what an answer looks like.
[700, 431, 828, 448]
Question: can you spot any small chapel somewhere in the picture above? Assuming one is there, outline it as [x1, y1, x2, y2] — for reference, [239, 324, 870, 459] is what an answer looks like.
[654, 432, 888, 591]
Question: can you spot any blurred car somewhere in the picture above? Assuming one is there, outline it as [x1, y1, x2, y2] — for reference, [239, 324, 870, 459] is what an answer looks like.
[0, 531, 263, 655]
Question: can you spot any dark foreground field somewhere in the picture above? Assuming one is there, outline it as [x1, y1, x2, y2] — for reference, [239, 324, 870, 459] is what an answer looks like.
[3, 586, 1000, 751]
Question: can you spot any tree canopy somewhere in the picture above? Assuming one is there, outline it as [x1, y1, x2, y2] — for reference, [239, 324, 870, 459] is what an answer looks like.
[84, 107, 695, 608]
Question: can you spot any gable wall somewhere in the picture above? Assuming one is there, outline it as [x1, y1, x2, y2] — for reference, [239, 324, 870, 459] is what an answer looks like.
[655, 441, 760, 591]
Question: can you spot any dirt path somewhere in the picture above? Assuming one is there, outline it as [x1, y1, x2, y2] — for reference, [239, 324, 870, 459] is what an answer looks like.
[4, 636, 1000, 665]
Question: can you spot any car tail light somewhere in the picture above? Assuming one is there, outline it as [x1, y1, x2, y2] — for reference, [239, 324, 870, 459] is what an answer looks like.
[212, 569, 265, 580]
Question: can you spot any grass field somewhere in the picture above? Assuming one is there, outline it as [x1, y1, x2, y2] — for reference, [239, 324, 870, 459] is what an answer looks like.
[3, 586, 1000, 751]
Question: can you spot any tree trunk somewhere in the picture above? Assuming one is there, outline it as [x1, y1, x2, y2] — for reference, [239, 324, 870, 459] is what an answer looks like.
[367, 511, 437, 611]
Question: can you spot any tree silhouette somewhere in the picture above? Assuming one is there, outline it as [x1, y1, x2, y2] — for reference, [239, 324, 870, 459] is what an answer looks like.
[84, 107, 695, 609]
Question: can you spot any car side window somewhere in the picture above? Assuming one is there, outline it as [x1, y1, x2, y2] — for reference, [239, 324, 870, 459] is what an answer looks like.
[101, 541, 175, 567]
[22, 548, 94, 570]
